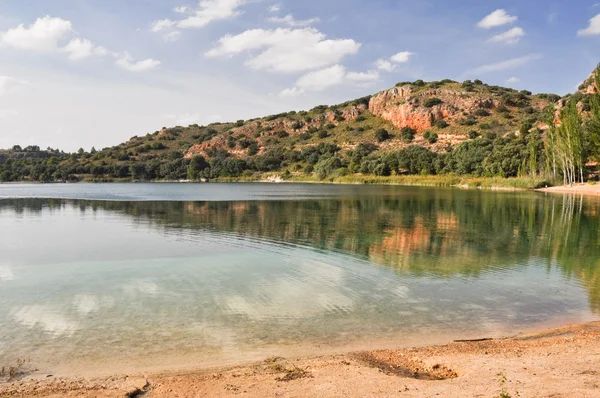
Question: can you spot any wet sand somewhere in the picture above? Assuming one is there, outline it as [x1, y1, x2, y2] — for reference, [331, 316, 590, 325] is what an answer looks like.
[1, 321, 599, 397]
[538, 184, 600, 196]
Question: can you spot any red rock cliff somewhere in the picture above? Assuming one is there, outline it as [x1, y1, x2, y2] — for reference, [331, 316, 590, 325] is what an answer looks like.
[369, 85, 497, 131]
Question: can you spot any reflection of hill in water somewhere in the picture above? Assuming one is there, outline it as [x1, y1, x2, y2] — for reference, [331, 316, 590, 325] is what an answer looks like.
[2, 190, 599, 312]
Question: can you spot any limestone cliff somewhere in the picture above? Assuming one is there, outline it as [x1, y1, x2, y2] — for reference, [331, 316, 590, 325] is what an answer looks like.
[369, 85, 497, 131]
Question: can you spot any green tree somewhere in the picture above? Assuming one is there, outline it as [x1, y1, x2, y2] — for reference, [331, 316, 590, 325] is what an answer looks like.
[187, 155, 209, 180]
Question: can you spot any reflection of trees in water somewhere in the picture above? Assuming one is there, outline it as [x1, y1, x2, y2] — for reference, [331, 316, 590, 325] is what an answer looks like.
[1, 191, 599, 312]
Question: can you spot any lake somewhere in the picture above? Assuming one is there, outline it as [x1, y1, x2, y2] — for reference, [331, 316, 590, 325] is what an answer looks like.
[0, 183, 599, 376]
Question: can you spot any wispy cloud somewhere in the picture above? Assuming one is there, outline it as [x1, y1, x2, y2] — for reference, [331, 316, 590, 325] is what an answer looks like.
[477, 9, 517, 29]
[267, 14, 320, 27]
[115, 53, 161, 72]
[151, 0, 254, 41]
[467, 54, 542, 75]
[488, 27, 525, 44]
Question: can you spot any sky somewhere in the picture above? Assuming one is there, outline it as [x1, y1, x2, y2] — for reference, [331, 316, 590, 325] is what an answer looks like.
[0, 0, 599, 152]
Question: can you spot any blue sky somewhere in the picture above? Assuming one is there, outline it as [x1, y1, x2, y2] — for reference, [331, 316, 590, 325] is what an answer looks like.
[0, 0, 599, 151]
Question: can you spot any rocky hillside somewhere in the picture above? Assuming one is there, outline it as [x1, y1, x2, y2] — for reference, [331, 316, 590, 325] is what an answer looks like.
[176, 79, 557, 162]
[1, 71, 597, 183]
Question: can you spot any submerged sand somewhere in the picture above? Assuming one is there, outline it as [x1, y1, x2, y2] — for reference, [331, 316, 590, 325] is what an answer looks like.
[1, 321, 599, 397]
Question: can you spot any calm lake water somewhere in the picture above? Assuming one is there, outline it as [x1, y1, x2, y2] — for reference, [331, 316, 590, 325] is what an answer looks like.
[0, 183, 599, 375]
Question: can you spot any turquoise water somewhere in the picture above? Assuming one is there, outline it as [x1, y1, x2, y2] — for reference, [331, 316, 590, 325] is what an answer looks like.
[0, 184, 598, 374]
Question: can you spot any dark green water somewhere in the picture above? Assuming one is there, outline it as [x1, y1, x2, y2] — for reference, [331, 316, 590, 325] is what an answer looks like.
[0, 184, 598, 374]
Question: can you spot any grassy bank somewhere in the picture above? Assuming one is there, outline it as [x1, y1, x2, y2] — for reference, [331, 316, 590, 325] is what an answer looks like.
[214, 174, 553, 190]
[38, 174, 554, 191]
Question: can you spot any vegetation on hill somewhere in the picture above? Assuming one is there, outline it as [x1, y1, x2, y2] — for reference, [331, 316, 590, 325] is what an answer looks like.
[0, 68, 599, 187]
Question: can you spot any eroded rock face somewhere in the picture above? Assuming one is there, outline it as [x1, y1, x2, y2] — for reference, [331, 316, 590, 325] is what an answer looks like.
[184, 105, 367, 159]
[581, 69, 599, 95]
[369, 85, 497, 131]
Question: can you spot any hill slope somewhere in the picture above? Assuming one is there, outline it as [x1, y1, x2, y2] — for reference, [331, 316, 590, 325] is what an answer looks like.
[0, 75, 592, 184]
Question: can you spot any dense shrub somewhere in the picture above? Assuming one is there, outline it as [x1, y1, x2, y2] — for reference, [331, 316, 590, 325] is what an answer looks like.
[375, 129, 391, 142]
[423, 131, 438, 144]
[424, 98, 443, 108]
[435, 120, 449, 129]
[247, 142, 259, 156]
[400, 127, 415, 142]
[467, 130, 480, 139]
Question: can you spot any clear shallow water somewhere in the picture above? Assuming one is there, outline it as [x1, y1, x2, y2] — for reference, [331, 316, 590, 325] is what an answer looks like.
[0, 184, 599, 374]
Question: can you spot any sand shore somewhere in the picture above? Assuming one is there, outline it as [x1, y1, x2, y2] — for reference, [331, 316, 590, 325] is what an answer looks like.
[537, 183, 600, 196]
[1, 321, 599, 397]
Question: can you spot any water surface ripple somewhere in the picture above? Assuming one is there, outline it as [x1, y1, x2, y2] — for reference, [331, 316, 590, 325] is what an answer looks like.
[0, 184, 598, 374]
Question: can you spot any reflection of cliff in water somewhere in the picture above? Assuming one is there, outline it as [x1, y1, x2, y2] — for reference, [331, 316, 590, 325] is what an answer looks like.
[1, 190, 599, 312]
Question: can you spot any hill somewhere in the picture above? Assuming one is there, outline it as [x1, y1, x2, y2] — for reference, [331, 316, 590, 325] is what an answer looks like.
[0, 71, 597, 186]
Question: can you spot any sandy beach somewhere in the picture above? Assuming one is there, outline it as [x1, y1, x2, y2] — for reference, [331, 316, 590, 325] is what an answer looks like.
[1, 321, 599, 397]
[537, 184, 600, 196]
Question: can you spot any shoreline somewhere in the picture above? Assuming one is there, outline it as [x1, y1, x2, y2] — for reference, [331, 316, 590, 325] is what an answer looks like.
[537, 183, 600, 196]
[0, 175, 553, 191]
[2, 321, 599, 397]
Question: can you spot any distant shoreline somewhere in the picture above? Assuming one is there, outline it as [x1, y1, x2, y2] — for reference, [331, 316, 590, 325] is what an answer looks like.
[0, 175, 552, 190]
[3, 177, 600, 196]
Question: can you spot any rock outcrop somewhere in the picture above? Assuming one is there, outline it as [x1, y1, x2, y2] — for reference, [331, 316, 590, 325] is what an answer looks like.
[369, 85, 497, 132]
[580, 68, 599, 95]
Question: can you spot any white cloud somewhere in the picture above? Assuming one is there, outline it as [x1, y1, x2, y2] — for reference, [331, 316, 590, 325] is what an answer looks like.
[390, 51, 414, 64]
[268, 14, 320, 27]
[373, 51, 414, 73]
[150, 19, 182, 41]
[115, 53, 161, 72]
[0, 16, 148, 69]
[151, 18, 177, 32]
[62, 38, 109, 60]
[0, 76, 30, 96]
[206, 28, 361, 73]
[280, 87, 304, 97]
[295, 64, 347, 91]
[468, 53, 542, 75]
[578, 14, 600, 36]
[506, 77, 520, 84]
[151, 1, 256, 41]
[269, 4, 281, 13]
[488, 27, 525, 44]
[178, 0, 251, 29]
[164, 31, 182, 42]
[375, 59, 396, 72]
[0, 16, 72, 52]
[346, 70, 380, 83]
[174, 6, 191, 14]
[281, 65, 380, 96]
[477, 9, 517, 29]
